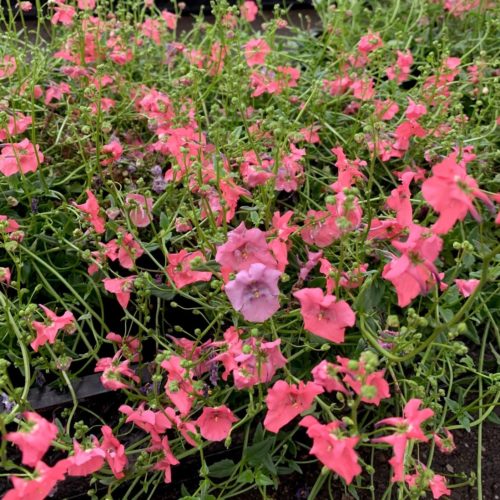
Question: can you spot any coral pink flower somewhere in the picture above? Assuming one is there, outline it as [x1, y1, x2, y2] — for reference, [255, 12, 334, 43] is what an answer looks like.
[152, 437, 180, 483]
[433, 429, 456, 454]
[166, 250, 212, 289]
[162, 355, 199, 416]
[373, 399, 434, 482]
[4, 460, 68, 500]
[386, 50, 413, 83]
[103, 276, 136, 308]
[5, 412, 58, 467]
[244, 38, 270, 67]
[100, 139, 123, 166]
[264, 380, 323, 433]
[51, 2, 76, 25]
[103, 233, 144, 270]
[455, 278, 480, 297]
[124, 193, 154, 227]
[422, 149, 491, 234]
[0, 55, 17, 79]
[374, 99, 399, 121]
[73, 190, 106, 234]
[405, 466, 451, 499]
[100, 425, 128, 479]
[216, 223, 276, 273]
[311, 360, 348, 394]
[30, 304, 76, 352]
[0, 139, 43, 176]
[293, 288, 355, 343]
[67, 440, 105, 476]
[357, 32, 383, 53]
[95, 353, 140, 390]
[225, 263, 281, 322]
[19, 1, 33, 10]
[0, 266, 11, 285]
[0, 112, 32, 141]
[386, 171, 415, 227]
[382, 224, 443, 307]
[196, 406, 238, 442]
[405, 99, 427, 120]
[161, 11, 178, 30]
[77, 0, 95, 9]
[300, 416, 361, 484]
[241, 0, 258, 21]
[119, 403, 171, 441]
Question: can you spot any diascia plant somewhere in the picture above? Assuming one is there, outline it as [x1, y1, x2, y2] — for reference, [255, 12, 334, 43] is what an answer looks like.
[0, 0, 499, 498]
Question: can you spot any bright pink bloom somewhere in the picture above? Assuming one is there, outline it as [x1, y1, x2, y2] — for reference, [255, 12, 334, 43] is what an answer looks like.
[300, 416, 361, 484]
[0, 112, 32, 141]
[30, 304, 75, 352]
[405, 466, 451, 499]
[374, 99, 399, 121]
[386, 171, 415, 227]
[244, 39, 271, 67]
[405, 99, 427, 120]
[5, 413, 58, 467]
[51, 2, 76, 25]
[4, 460, 68, 500]
[293, 288, 355, 343]
[100, 139, 123, 166]
[241, 0, 258, 21]
[196, 406, 238, 442]
[73, 190, 106, 234]
[95, 353, 140, 390]
[19, 1, 33, 10]
[100, 425, 128, 479]
[0, 139, 43, 176]
[433, 429, 456, 454]
[166, 250, 212, 289]
[311, 360, 348, 394]
[422, 149, 492, 234]
[373, 399, 434, 482]
[119, 403, 171, 440]
[0, 55, 17, 79]
[152, 437, 180, 483]
[103, 276, 136, 309]
[455, 278, 480, 297]
[67, 440, 105, 476]
[216, 223, 276, 273]
[387, 50, 413, 84]
[225, 263, 281, 322]
[382, 224, 443, 307]
[161, 11, 177, 30]
[358, 32, 383, 53]
[264, 380, 323, 433]
[103, 233, 144, 270]
[77, 0, 95, 9]
[124, 193, 154, 227]
[0, 266, 11, 285]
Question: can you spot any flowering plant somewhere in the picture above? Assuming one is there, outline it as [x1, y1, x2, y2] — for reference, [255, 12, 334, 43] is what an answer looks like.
[0, 0, 499, 498]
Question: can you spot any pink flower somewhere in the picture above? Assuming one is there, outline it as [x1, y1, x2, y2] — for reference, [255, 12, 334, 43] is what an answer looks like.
[103, 276, 136, 308]
[311, 360, 348, 394]
[73, 190, 106, 234]
[225, 263, 281, 322]
[152, 437, 179, 483]
[455, 278, 480, 297]
[100, 426, 128, 479]
[51, 2, 76, 25]
[19, 1, 33, 11]
[103, 233, 144, 270]
[382, 224, 443, 307]
[244, 39, 270, 67]
[119, 403, 171, 440]
[196, 406, 238, 441]
[216, 223, 276, 273]
[293, 288, 355, 343]
[0, 55, 17, 79]
[0, 139, 43, 176]
[264, 380, 323, 433]
[30, 304, 76, 352]
[405, 466, 451, 499]
[95, 353, 140, 390]
[0, 266, 11, 285]
[124, 193, 154, 228]
[100, 139, 123, 165]
[358, 32, 383, 53]
[161, 11, 178, 30]
[300, 416, 361, 484]
[241, 1, 258, 21]
[422, 149, 492, 234]
[67, 440, 105, 476]
[166, 250, 212, 289]
[374, 99, 399, 121]
[77, 0, 95, 9]
[0, 112, 32, 141]
[405, 99, 427, 120]
[4, 460, 68, 500]
[433, 429, 456, 454]
[386, 50, 413, 84]
[5, 412, 58, 467]
[373, 399, 434, 482]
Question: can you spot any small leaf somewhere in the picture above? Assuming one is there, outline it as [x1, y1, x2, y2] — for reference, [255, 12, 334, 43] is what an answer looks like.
[237, 469, 254, 484]
[208, 459, 235, 478]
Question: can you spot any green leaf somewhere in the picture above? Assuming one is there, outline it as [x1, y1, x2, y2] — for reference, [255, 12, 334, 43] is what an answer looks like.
[245, 437, 275, 466]
[208, 459, 235, 478]
[255, 469, 274, 487]
[237, 469, 254, 484]
[149, 283, 177, 301]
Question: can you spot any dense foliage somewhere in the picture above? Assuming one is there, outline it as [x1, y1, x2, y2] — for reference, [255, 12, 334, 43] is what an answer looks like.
[0, 0, 499, 498]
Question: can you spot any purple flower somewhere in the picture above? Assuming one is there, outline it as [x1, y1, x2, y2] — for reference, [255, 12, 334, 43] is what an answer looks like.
[225, 263, 281, 322]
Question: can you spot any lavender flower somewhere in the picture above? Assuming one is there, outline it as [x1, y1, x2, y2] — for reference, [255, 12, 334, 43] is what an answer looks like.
[225, 263, 281, 322]
[152, 177, 167, 193]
